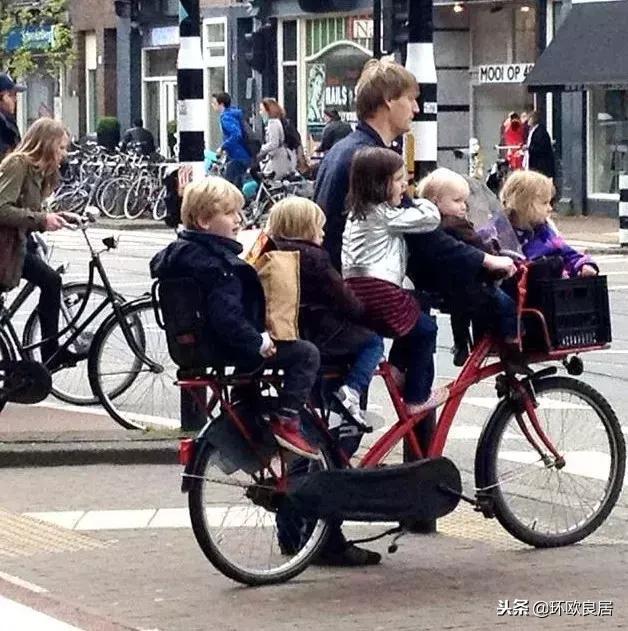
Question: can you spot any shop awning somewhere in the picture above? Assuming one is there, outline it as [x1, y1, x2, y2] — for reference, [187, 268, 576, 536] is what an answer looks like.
[525, 0, 628, 91]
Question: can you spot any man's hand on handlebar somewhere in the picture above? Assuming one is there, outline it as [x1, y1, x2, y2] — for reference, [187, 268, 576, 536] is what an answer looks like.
[483, 253, 517, 279]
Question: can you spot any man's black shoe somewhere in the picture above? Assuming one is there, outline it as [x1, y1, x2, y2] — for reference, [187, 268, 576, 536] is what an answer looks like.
[45, 348, 88, 372]
[313, 543, 381, 567]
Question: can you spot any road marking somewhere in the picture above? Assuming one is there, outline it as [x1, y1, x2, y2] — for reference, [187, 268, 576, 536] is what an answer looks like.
[0, 595, 84, 631]
[74, 509, 157, 531]
[499, 450, 612, 482]
[0, 570, 48, 594]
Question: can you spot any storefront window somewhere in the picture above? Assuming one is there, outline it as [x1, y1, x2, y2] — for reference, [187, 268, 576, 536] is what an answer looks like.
[204, 18, 227, 151]
[305, 16, 371, 142]
[590, 88, 628, 195]
[471, 5, 537, 166]
[145, 48, 177, 78]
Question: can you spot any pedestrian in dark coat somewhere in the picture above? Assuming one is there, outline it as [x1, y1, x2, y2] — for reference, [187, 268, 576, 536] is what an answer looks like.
[525, 111, 555, 179]
[317, 109, 352, 154]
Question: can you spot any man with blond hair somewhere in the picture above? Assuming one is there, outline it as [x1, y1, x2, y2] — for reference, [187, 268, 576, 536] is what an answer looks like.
[315, 58, 419, 270]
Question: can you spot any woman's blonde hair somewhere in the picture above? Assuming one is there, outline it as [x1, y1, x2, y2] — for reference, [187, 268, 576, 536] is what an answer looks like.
[417, 167, 469, 203]
[266, 196, 326, 243]
[181, 175, 244, 229]
[355, 58, 418, 121]
[1, 117, 68, 195]
[500, 170, 555, 230]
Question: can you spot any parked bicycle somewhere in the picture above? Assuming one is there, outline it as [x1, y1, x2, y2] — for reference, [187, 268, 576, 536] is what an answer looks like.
[153, 259, 623, 585]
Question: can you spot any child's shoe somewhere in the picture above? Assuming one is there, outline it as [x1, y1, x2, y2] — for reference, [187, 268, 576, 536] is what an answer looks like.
[334, 385, 365, 424]
[406, 386, 449, 417]
[270, 411, 320, 460]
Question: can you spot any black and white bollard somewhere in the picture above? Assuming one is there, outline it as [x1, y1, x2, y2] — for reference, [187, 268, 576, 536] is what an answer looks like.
[619, 173, 628, 247]
[177, 0, 206, 182]
[178, 0, 207, 431]
[406, 0, 437, 181]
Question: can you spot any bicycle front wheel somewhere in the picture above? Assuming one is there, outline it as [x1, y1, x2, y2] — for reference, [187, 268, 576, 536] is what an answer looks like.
[189, 441, 332, 585]
[480, 376, 625, 547]
[88, 298, 181, 430]
[22, 283, 117, 406]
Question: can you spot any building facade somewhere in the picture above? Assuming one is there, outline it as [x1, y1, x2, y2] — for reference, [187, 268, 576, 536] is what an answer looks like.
[527, 0, 628, 215]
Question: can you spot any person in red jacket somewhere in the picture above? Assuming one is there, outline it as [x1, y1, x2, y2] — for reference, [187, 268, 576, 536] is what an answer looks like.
[501, 112, 526, 170]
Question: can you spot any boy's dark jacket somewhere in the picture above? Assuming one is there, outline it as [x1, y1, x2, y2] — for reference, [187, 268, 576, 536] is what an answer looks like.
[273, 237, 374, 354]
[149, 230, 265, 362]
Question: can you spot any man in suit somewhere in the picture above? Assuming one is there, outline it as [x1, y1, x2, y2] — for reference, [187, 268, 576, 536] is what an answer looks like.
[525, 110, 555, 179]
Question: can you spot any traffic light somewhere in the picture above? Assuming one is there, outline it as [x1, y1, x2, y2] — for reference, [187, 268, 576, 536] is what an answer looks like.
[298, 0, 360, 11]
[383, 0, 409, 57]
[244, 24, 272, 73]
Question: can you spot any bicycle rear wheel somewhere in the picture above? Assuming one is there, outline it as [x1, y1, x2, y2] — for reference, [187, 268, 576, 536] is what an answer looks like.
[22, 283, 118, 406]
[0, 330, 15, 413]
[480, 376, 625, 547]
[189, 440, 331, 585]
[98, 178, 131, 219]
[88, 298, 180, 430]
[124, 176, 152, 220]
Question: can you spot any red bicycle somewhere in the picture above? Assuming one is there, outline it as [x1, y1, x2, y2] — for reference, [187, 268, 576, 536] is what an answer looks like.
[154, 262, 625, 585]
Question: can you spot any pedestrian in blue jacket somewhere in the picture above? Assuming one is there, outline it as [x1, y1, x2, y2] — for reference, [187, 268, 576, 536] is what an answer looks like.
[211, 92, 251, 189]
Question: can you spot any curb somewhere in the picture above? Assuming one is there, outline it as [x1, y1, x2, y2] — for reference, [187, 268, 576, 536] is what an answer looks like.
[0, 439, 179, 468]
[96, 219, 171, 231]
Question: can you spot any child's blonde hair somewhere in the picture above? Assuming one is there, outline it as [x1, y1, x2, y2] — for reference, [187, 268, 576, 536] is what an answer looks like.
[181, 175, 244, 229]
[266, 196, 326, 242]
[500, 170, 554, 230]
[417, 167, 469, 203]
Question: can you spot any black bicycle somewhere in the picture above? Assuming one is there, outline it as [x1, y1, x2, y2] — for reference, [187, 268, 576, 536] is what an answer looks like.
[0, 213, 179, 430]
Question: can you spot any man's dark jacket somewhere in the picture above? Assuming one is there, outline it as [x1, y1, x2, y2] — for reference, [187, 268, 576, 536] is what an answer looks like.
[314, 121, 485, 291]
[314, 121, 386, 270]
[150, 230, 265, 363]
[318, 119, 352, 153]
[527, 123, 555, 179]
[0, 110, 20, 160]
[121, 126, 156, 156]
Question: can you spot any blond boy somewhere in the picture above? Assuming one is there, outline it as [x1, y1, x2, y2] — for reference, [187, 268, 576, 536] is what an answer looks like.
[150, 176, 320, 458]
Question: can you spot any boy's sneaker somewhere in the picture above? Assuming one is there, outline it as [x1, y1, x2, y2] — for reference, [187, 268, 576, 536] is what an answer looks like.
[270, 414, 320, 460]
[334, 385, 364, 424]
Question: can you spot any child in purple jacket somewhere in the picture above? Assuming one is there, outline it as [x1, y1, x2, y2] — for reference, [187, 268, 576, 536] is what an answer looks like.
[501, 170, 598, 277]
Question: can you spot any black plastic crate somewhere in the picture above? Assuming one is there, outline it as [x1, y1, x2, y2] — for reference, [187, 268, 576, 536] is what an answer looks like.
[524, 275, 612, 350]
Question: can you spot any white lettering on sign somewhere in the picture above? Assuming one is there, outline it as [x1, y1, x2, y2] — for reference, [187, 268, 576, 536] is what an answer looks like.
[478, 63, 534, 84]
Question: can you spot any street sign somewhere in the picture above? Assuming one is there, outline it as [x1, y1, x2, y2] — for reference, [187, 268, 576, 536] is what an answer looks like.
[478, 63, 534, 84]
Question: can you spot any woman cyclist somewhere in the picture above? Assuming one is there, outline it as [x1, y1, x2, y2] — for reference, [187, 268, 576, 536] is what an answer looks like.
[0, 117, 81, 369]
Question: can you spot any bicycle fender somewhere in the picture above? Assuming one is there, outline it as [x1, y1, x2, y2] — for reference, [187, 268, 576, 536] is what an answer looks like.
[473, 373, 554, 491]
[89, 295, 153, 360]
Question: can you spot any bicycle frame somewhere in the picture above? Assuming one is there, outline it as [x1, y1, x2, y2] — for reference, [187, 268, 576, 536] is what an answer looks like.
[0, 226, 160, 371]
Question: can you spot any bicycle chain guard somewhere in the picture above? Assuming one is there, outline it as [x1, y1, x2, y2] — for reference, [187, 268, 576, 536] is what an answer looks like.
[1, 360, 52, 404]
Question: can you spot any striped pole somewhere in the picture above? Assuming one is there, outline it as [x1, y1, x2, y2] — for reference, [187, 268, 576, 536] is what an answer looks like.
[178, 0, 207, 431]
[619, 174, 628, 246]
[405, 0, 437, 180]
[178, 0, 206, 183]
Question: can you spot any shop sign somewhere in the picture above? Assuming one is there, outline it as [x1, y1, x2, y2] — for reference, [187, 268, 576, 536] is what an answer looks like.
[5, 25, 55, 52]
[150, 26, 179, 47]
[306, 42, 370, 130]
[478, 63, 534, 84]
